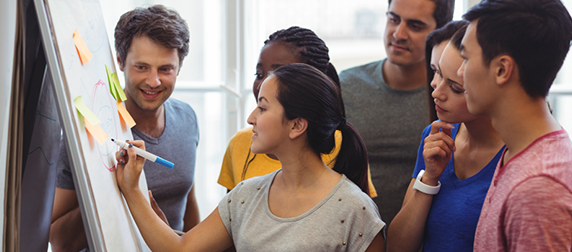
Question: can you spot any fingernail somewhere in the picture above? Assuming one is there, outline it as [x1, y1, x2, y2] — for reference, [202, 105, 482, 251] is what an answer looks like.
[126, 140, 130, 142]
[120, 151, 123, 157]
[129, 143, 133, 148]
[120, 160, 125, 165]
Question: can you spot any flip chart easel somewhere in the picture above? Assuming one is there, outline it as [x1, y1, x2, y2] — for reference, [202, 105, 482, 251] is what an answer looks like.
[33, 0, 151, 251]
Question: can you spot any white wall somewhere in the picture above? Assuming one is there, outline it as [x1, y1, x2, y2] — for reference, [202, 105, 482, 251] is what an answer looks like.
[0, 0, 17, 247]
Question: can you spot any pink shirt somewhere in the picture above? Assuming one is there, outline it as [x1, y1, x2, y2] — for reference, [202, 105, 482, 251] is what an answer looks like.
[475, 129, 572, 252]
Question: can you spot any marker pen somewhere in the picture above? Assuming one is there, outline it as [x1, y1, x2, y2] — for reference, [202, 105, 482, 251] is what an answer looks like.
[111, 139, 174, 169]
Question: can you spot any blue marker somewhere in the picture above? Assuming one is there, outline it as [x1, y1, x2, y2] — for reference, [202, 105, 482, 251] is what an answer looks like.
[111, 139, 174, 169]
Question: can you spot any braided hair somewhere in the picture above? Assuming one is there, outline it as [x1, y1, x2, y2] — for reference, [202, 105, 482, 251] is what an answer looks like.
[264, 26, 343, 116]
[264, 26, 340, 88]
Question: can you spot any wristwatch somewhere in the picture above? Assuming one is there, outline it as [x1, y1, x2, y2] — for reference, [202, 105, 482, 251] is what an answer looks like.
[413, 170, 441, 195]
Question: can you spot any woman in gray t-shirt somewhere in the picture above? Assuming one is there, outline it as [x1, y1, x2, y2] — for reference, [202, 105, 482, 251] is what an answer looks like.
[115, 63, 386, 252]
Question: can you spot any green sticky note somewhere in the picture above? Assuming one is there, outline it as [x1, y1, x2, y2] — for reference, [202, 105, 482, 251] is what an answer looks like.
[111, 72, 127, 101]
[105, 65, 118, 100]
[74, 96, 101, 125]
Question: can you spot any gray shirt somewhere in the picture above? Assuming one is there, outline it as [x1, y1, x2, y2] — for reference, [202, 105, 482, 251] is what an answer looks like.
[57, 98, 199, 231]
[218, 170, 385, 252]
[339, 59, 430, 225]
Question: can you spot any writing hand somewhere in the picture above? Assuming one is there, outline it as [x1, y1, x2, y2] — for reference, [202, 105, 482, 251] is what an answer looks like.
[115, 140, 146, 195]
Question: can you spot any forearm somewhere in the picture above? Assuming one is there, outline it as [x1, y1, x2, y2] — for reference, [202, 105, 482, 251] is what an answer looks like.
[49, 207, 88, 252]
[123, 188, 186, 252]
[387, 191, 433, 252]
[183, 186, 200, 232]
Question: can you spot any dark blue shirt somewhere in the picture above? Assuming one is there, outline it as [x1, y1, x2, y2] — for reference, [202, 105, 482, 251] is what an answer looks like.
[412, 122, 505, 252]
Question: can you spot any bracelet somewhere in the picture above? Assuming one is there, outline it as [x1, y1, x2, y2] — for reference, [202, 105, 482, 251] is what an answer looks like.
[413, 170, 441, 195]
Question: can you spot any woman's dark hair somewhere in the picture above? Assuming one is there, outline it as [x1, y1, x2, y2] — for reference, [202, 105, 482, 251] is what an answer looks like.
[425, 20, 469, 121]
[272, 63, 369, 195]
[449, 25, 468, 51]
[264, 26, 340, 89]
[115, 5, 190, 69]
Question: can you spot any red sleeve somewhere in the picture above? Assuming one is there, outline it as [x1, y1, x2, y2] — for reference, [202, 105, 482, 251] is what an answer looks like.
[504, 176, 572, 252]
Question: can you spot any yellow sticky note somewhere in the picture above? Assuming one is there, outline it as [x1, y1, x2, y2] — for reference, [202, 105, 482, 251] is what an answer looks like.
[105, 65, 118, 100]
[73, 29, 93, 65]
[111, 72, 127, 101]
[84, 117, 109, 145]
[74, 96, 101, 125]
[116, 100, 136, 128]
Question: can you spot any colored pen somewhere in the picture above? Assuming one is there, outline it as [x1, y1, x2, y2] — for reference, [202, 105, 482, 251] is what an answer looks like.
[111, 139, 174, 169]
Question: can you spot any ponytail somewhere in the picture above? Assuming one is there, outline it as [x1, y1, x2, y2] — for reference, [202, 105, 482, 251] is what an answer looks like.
[272, 63, 369, 195]
[325, 63, 340, 88]
[334, 121, 369, 195]
[325, 63, 346, 119]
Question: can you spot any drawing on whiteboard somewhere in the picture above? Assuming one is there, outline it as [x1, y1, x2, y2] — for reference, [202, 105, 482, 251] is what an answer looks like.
[80, 5, 106, 53]
[36, 110, 57, 122]
[28, 147, 54, 166]
[92, 79, 119, 172]
[28, 101, 59, 166]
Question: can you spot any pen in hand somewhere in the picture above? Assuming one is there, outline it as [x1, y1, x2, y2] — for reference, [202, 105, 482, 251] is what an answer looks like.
[111, 139, 174, 169]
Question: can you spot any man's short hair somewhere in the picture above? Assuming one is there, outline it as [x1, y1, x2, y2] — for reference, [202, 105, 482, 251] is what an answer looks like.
[388, 0, 455, 29]
[115, 5, 190, 68]
[464, 0, 572, 98]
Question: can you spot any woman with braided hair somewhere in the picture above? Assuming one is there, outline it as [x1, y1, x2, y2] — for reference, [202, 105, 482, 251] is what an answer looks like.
[115, 63, 386, 251]
[217, 26, 377, 197]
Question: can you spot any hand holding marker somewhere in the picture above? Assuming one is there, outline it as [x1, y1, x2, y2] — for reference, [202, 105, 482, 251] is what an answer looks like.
[112, 139, 174, 169]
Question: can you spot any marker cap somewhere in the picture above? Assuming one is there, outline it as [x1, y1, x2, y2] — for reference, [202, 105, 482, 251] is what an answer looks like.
[155, 157, 174, 169]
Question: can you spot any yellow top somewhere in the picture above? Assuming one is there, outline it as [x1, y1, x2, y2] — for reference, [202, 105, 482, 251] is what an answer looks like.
[217, 126, 378, 197]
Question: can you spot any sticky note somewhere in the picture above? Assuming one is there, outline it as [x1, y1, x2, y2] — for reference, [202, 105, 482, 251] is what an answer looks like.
[84, 117, 109, 145]
[73, 29, 93, 65]
[106, 65, 118, 100]
[111, 72, 127, 101]
[74, 96, 100, 125]
[105, 65, 127, 101]
[116, 100, 136, 128]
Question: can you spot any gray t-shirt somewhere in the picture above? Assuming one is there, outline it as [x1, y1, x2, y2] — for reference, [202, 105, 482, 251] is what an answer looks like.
[218, 170, 385, 252]
[57, 98, 199, 231]
[339, 59, 430, 225]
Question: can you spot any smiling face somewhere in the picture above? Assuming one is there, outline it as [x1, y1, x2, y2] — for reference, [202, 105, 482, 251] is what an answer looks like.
[432, 43, 477, 123]
[120, 36, 179, 113]
[247, 75, 293, 155]
[385, 0, 437, 67]
[253, 42, 300, 100]
[458, 21, 498, 116]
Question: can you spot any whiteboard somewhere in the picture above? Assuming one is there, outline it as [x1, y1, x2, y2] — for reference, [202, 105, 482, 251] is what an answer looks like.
[34, 0, 150, 251]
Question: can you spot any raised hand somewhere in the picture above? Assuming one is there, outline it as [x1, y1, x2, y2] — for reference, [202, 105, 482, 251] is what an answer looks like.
[421, 121, 456, 186]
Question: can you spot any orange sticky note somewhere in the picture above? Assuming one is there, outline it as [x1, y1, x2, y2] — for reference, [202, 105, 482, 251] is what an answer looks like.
[84, 117, 109, 145]
[73, 29, 93, 65]
[116, 100, 136, 128]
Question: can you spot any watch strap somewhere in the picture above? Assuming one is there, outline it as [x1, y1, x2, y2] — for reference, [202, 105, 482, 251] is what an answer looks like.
[413, 170, 441, 195]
